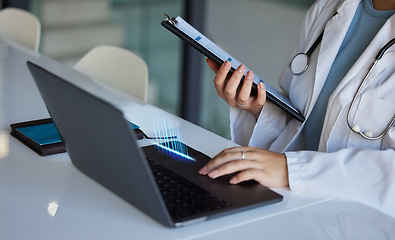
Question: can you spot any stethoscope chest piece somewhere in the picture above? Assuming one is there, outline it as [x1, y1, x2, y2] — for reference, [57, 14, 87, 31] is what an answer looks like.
[290, 53, 309, 75]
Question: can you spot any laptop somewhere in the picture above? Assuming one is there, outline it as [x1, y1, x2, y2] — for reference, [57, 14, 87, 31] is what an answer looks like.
[27, 61, 283, 227]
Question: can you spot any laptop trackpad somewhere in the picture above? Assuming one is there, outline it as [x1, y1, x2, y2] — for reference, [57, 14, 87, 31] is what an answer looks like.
[142, 142, 281, 206]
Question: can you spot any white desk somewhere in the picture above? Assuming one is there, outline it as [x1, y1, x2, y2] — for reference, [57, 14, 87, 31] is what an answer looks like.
[1, 36, 394, 240]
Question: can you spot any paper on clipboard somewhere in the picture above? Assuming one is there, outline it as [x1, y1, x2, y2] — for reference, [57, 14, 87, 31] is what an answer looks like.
[161, 15, 305, 122]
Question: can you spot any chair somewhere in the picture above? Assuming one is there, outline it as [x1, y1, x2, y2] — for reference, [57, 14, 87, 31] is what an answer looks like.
[0, 8, 41, 52]
[74, 45, 148, 101]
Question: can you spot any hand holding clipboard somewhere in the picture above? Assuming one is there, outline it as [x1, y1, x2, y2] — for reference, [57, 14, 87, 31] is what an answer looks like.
[161, 14, 305, 123]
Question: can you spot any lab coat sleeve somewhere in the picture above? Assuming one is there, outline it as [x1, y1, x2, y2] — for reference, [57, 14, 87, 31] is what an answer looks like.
[230, 101, 289, 148]
[286, 148, 395, 218]
[229, 106, 256, 146]
[248, 102, 289, 149]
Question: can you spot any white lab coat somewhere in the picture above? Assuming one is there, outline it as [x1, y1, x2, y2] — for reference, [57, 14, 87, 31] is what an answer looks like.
[230, 0, 395, 218]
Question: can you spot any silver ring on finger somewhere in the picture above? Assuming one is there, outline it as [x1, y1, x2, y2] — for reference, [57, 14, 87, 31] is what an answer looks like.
[241, 151, 245, 160]
[237, 101, 248, 108]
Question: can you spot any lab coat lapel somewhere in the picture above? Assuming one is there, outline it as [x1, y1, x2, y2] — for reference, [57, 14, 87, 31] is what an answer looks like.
[321, 14, 395, 151]
[331, 14, 395, 97]
[308, 0, 360, 115]
[280, 0, 360, 152]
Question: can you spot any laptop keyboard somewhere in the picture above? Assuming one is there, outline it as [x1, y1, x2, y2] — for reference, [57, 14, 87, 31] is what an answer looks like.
[146, 157, 232, 221]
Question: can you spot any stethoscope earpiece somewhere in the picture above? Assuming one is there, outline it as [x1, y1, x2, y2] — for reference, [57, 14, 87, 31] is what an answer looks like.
[351, 124, 361, 133]
[364, 131, 373, 138]
[351, 124, 373, 138]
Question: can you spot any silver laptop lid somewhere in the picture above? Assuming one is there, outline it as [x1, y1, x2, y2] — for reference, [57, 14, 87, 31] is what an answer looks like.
[27, 61, 174, 227]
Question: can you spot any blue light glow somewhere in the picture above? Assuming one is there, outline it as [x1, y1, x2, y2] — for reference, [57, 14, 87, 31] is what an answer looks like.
[154, 142, 195, 161]
[153, 118, 192, 161]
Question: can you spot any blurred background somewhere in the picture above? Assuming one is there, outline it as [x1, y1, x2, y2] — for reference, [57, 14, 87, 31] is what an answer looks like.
[1, 0, 314, 139]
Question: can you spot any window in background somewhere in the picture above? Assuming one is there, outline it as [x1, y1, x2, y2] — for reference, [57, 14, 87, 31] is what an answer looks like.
[110, 0, 183, 114]
[29, 0, 313, 141]
[31, 0, 183, 115]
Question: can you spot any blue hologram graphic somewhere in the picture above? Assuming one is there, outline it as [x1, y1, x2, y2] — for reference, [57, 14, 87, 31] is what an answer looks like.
[153, 118, 192, 161]
[154, 142, 195, 161]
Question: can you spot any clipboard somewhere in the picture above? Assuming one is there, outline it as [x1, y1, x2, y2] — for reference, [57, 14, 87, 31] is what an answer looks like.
[161, 14, 305, 122]
[10, 118, 66, 156]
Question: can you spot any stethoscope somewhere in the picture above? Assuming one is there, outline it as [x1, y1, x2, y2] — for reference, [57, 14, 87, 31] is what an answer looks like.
[290, 13, 338, 75]
[289, 21, 395, 140]
[347, 38, 395, 140]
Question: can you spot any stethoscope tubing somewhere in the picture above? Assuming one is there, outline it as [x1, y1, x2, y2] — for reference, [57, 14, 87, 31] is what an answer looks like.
[289, 32, 324, 75]
[293, 34, 395, 140]
[346, 39, 395, 140]
[376, 38, 395, 60]
[290, 13, 337, 75]
[306, 31, 324, 57]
